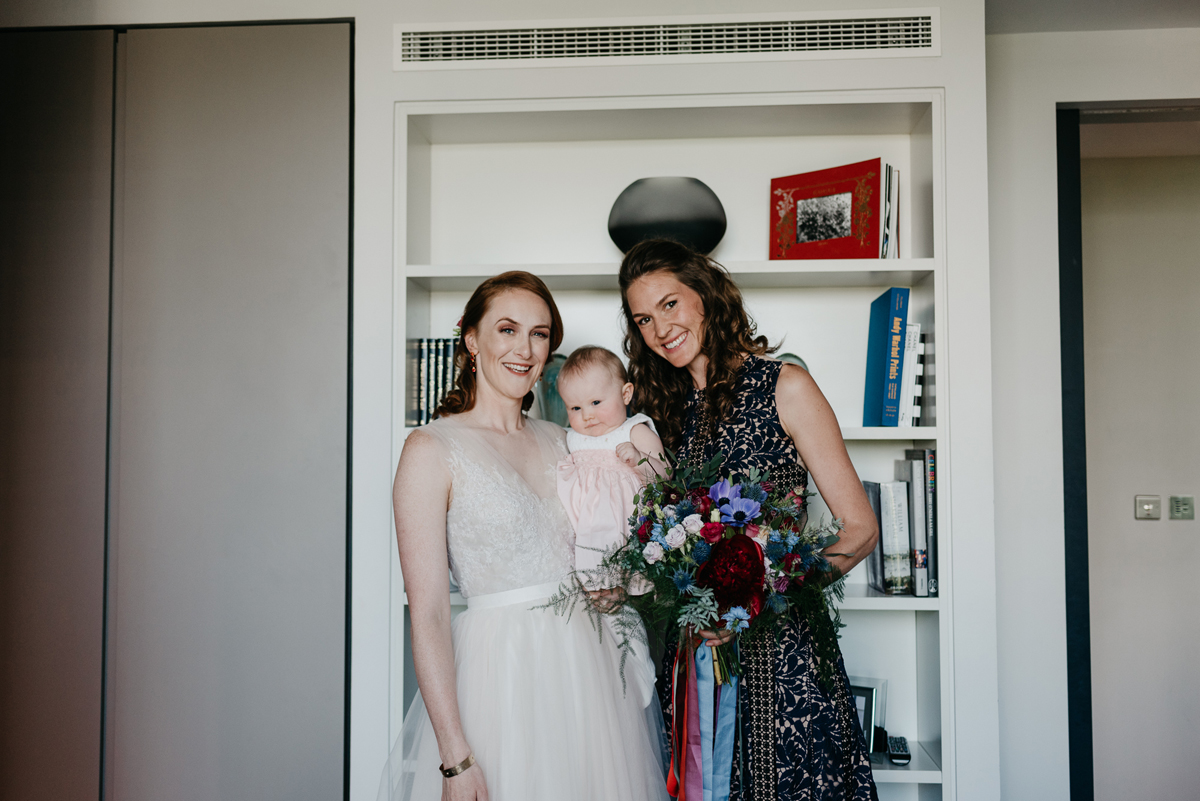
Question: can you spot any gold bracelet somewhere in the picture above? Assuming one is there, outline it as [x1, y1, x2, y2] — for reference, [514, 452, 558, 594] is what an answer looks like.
[438, 752, 475, 778]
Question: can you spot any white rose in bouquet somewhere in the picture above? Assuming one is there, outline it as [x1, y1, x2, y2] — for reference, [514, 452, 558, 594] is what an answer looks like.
[643, 541, 665, 564]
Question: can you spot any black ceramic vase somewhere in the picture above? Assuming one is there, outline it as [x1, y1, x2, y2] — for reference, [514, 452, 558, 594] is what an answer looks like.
[607, 177, 727, 254]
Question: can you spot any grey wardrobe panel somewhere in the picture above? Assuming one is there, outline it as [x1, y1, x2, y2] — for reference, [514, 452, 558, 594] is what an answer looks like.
[109, 24, 349, 801]
[0, 30, 114, 801]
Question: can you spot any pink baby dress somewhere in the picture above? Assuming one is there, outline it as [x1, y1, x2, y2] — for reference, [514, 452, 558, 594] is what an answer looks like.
[556, 413, 657, 583]
[556, 412, 658, 707]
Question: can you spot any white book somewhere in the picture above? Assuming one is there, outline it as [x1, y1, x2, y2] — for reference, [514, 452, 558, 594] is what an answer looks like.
[897, 323, 921, 427]
[888, 168, 900, 258]
[879, 163, 900, 258]
[895, 460, 929, 596]
[879, 481, 912, 595]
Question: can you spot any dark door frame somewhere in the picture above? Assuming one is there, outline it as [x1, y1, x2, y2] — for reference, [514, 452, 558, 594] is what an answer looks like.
[1056, 107, 1094, 801]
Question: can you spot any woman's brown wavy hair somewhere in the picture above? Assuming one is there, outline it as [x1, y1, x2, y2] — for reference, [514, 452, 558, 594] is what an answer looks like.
[435, 271, 564, 418]
[618, 239, 774, 451]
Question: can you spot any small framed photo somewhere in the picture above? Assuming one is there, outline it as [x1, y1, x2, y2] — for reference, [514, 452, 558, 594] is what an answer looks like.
[848, 675, 888, 752]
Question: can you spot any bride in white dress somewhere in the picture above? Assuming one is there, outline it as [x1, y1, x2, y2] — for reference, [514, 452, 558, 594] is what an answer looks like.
[380, 272, 668, 801]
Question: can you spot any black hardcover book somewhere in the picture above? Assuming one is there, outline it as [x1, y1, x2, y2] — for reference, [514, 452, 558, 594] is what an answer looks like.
[417, 339, 428, 425]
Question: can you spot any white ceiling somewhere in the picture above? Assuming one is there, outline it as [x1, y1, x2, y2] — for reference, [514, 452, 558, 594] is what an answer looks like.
[987, 0, 1200, 35]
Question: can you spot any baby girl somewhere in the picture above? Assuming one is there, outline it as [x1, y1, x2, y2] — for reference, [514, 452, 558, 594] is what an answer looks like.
[555, 345, 664, 587]
[555, 346, 663, 706]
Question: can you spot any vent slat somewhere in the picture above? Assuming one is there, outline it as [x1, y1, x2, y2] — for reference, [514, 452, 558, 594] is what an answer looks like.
[400, 16, 934, 63]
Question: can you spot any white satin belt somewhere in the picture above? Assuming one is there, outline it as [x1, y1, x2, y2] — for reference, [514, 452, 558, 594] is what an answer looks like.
[465, 580, 564, 611]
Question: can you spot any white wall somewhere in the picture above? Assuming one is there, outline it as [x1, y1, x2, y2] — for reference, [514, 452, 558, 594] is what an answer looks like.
[1, 3, 1000, 799]
[1081, 155, 1200, 801]
[986, 26, 1200, 801]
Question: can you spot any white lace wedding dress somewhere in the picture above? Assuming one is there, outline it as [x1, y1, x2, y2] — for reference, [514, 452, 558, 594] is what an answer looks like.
[377, 416, 668, 801]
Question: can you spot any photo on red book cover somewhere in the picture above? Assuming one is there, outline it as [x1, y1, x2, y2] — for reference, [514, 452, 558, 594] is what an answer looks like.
[770, 157, 897, 260]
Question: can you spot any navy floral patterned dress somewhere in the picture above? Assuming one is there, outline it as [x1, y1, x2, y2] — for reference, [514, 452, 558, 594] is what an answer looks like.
[663, 354, 878, 801]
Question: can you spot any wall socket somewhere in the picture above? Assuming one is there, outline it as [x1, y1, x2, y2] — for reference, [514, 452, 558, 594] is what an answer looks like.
[1135, 495, 1161, 520]
[1169, 495, 1195, 520]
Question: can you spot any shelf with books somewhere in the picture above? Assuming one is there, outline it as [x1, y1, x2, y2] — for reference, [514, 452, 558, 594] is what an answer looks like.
[391, 90, 963, 796]
[841, 426, 937, 441]
[406, 258, 936, 292]
[836, 584, 940, 611]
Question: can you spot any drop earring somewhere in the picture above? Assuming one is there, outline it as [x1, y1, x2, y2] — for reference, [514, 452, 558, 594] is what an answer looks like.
[470, 352, 477, 373]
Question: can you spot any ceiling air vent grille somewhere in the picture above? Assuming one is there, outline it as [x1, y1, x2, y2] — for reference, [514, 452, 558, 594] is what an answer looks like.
[396, 12, 937, 68]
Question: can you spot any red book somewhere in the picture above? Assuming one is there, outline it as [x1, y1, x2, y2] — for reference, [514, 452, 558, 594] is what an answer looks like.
[770, 157, 895, 260]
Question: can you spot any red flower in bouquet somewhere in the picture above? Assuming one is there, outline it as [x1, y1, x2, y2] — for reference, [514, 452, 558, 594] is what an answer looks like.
[700, 521, 726, 544]
[696, 533, 766, 613]
[636, 519, 653, 543]
[689, 489, 714, 515]
[781, 552, 808, 584]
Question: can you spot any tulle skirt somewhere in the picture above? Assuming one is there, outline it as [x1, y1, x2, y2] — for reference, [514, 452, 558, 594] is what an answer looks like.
[377, 582, 669, 801]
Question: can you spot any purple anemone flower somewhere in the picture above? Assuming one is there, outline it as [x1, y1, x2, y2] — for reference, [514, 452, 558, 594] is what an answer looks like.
[709, 479, 741, 509]
[720, 497, 761, 527]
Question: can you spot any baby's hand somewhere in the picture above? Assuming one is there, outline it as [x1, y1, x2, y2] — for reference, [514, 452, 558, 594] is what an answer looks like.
[616, 441, 646, 469]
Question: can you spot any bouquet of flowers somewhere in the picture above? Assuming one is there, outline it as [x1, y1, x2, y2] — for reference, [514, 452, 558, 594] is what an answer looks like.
[546, 452, 848, 798]
[613, 452, 847, 681]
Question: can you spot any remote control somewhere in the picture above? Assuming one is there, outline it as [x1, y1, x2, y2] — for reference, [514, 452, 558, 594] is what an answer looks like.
[887, 735, 911, 765]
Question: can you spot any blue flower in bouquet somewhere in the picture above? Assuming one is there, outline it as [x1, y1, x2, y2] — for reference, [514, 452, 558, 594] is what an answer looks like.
[766, 593, 788, 615]
[651, 522, 664, 538]
[675, 499, 696, 518]
[672, 568, 694, 594]
[764, 540, 788, 564]
[722, 606, 751, 634]
[709, 479, 741, 508]
[692, 540, 712, 564]
[720, 497, 761, 527]
[740, 482, 767, 503]
[786, 532, 800, 547]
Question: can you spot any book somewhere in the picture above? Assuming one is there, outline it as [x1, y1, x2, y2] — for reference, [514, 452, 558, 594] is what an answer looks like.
[906, 448, 938, 596]
[919, 331, 935, 427]
[770, 157, 899, 260]
[881, 165, 900, 259]
[879, 481, 913, 595]
[863, 287, 911, 427]
[894, 458, 928, 597]
[417, 338, 429, 425]
[897, 323, 922, 427]
[406, 339, 420, 427]
[861, 480, 885, 594]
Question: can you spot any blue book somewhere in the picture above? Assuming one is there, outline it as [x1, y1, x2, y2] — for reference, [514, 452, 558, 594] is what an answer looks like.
[863, 287, 910, 426]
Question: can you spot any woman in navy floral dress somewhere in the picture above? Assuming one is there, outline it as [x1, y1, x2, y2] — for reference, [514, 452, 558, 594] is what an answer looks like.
[619, 239, 880, 801]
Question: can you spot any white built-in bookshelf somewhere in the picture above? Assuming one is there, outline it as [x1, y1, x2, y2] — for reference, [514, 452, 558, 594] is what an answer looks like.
[392, 92, 950, 794]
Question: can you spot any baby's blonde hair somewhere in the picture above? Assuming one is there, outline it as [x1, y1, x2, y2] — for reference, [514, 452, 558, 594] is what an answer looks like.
[559, 345, 627, 386]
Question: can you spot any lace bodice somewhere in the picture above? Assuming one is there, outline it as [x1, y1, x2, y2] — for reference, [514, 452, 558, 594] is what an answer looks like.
[419, 416, 575, 598]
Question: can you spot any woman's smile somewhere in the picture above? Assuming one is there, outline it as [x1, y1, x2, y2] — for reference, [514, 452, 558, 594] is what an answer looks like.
[663, 331, 688, 351]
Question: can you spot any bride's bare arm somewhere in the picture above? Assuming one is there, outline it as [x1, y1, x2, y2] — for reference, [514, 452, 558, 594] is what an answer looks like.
[394, 431, 487, 799]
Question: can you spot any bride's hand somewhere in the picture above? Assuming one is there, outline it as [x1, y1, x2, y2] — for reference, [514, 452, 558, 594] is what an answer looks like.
[587, 586, 626, 614]
[696, 626, 737, 647]
[442, 762, 487, 801]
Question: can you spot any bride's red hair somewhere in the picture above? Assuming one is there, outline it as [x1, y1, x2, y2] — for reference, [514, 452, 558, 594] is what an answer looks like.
[435, 271, 564, 417]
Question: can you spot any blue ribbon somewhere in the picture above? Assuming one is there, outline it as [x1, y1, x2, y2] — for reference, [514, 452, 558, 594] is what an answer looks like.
[695, 644, 715, 801]
[711, 665, 738, 801]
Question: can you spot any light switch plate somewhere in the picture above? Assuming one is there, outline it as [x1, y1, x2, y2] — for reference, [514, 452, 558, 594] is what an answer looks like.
[1135, 495, 1161, 520]
[1169, 495, 1194, 520]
